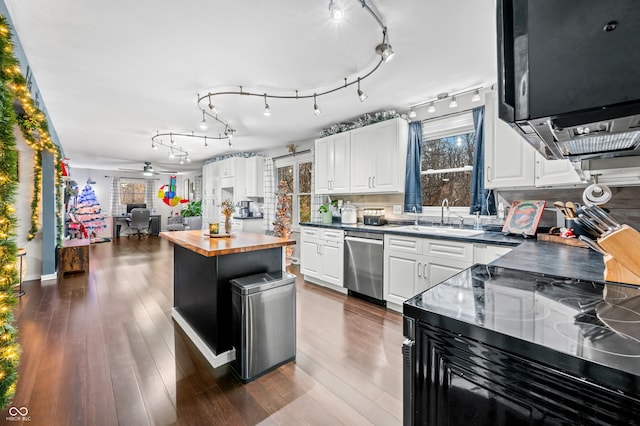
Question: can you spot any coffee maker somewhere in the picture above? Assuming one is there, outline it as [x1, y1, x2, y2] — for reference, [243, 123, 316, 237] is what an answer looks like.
[236, 200, 252, 217]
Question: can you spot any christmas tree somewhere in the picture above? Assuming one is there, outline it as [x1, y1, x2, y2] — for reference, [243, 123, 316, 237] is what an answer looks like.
[71, 184, 107, 238]
[273, 180, 293, 257]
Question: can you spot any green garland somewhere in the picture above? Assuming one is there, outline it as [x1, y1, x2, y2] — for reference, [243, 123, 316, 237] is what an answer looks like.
[0, 16, 20, 409]
[0, 14, 65, 409]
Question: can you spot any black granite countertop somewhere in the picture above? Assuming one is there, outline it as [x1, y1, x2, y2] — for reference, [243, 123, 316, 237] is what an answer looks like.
[299, 221, 520, 247]
[300, 221, 611, 284]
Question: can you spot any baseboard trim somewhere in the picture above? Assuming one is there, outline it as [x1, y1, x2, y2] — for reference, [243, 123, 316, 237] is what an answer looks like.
[172, 308, 235, 368]
[40, 273, 57, 282]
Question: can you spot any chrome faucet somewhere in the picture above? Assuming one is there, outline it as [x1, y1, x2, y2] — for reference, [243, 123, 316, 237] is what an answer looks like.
[440, 198, 449, 227]
[412, 206, 419, 229]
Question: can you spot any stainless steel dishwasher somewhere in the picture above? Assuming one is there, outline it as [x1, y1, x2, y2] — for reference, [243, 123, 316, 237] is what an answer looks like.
[344, 230, 385, 305]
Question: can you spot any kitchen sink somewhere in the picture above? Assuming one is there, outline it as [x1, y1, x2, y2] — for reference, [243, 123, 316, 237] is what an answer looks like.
[392, 225, 484, 237]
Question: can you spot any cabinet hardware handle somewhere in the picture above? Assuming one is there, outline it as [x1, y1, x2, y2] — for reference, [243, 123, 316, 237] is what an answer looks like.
[372, 176, 376, 188]
[486, 166, 492, 182]
[423, 264, 428, 279]
[417, 262, 422, 277]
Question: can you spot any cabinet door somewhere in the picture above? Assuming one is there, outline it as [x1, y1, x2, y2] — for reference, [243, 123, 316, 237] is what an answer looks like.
[474, 244, 513, 264]
[331, 132, 350, 193]
[315, 138, 332, 194]
[320, 241, 343, 285]
[534, 153, 584, 187]
[245, 156, 264, 197]
[423, 258, 472, 290]
[484, 91, 535, 189]
[384, 250, 426, 306]
[349, 128, 373, 192]
[371, 119, 402, 192]
[301, 239, 321, 277]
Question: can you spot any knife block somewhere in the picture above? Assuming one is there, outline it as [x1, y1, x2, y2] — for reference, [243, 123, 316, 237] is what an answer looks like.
[598, 225, 640, 285]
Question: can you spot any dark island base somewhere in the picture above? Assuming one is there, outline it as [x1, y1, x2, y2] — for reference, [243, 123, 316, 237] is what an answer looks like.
[173, 245, 282, 357]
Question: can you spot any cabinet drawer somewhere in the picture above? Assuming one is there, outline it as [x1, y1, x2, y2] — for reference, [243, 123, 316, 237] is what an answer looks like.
[321, 229, 344, 241]
[424, 239, 473, 262]
[385, 235, 422, 254]
[301, 227, 320, 239]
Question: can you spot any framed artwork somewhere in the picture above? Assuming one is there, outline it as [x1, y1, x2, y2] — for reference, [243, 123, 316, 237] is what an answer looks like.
[502, 200, 546, 236]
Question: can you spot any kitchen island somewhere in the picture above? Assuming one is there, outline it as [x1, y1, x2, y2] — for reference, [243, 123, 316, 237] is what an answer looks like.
[160, 230, 295, 367]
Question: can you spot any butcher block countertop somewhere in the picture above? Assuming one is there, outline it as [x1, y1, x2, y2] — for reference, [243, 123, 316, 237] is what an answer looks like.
[159, 230, 295, 257]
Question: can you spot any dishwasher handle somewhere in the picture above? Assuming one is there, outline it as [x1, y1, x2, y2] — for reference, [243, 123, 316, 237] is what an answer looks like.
[345, 236, 384, 245]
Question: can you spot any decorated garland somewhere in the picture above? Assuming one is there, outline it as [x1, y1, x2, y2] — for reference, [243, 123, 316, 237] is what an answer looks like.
[0, 16, 20, 409]
[0, 14, 64, 408]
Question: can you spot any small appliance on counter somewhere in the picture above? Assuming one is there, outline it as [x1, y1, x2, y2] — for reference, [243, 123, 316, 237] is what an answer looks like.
[236, 200, 253, 217]
[363, 208, 386, 226]
[341, 201, 357, 224]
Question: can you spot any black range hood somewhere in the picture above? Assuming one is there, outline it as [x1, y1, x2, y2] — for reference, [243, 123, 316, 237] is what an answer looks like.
[497, 0, 640, 161]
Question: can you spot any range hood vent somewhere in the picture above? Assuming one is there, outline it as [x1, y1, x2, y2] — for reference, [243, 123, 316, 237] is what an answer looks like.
[574, 156, 640, 186]
[497, 0, 640, 162]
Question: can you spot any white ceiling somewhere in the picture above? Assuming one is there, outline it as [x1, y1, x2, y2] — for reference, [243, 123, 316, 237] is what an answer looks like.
[4, 0, 497, 174]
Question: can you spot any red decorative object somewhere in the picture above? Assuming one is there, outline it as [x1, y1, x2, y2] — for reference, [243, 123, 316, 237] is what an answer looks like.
[61, 158, 70, 176]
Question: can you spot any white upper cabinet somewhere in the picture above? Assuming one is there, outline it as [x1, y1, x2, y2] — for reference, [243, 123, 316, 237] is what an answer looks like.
[484, 91, 536, 189]
[349, 118, 408, 193]
[244, 156, 264, 197]
[484, 91, 584, 189]
[534, 152, 584, 187]
[315, 132, 350, 194]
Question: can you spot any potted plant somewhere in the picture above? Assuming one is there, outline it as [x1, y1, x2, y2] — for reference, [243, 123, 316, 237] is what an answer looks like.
[180, 200, 202, 230]
[319, 200, 338, 224]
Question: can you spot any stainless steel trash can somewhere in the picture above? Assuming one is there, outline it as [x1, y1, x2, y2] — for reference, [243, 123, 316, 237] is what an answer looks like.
[230, 271, 296, 383]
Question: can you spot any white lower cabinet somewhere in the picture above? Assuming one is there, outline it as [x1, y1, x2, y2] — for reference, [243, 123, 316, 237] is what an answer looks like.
[474, 244, 513, 264]
[300, 227, 344, 287]
[384, 235, 474, 308]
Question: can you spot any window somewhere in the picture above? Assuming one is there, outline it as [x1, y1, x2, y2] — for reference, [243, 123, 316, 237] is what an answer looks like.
[420, 112, 475, 207]
[275, 153, 312, 228]
[120, 181, 146, 205]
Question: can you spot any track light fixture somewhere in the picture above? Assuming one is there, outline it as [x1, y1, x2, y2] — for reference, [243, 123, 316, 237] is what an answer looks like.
[151, 130, 232, 161]
[408, 86, 488, 116]
[357, 78, 368, 102]
[328, 0, 344, 23]
[196, 0, 392, 133]
[313, 94, 321, 115]
[375, 43, 394, 62]
[263, 93, 271, 117]
[199, 110, 208, 130]
[408, 108, 416, 118]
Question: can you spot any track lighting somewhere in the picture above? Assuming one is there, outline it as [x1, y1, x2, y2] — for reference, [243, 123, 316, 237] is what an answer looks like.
[169, 149, 175, 158]
[199, 110, 208, 130]
[228, 138, 233, 149]
[471, 89, 481, 102]
[328, 0, 344, 22]
[357, 78, 368, 102]
[179, 157, 185, 165]
[186, 155, 191, 163]
[448, 96, 458, 108]
[313, 94, 321, 115]
[196, 0, 393, 125]
[151, 142, 158, 150]
[427, 102, 436, 113]
[204, 136, 210, 149]
[408, 108, 416, 118]
[263, 94, 271, 116]
[170, 134, 175, 145]
[375, 43, 394, 62]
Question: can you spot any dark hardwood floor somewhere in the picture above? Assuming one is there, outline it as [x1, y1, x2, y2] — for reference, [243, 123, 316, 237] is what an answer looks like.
[4, 237, 403, 425]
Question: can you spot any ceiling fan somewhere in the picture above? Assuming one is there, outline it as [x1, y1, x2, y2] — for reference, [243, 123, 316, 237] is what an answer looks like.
[118, 162, 177, 176]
